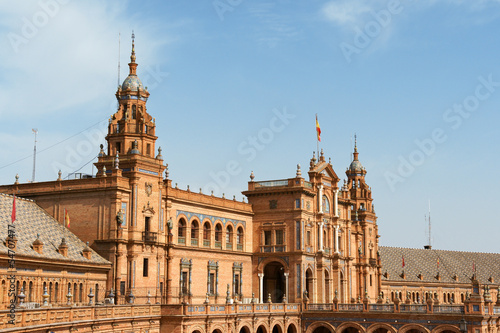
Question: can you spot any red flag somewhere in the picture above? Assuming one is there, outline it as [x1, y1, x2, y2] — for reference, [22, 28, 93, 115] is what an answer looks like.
[316, 115, 321, 142]
[11, 195, 16, 223]
[437, 257, 440, 269]
[64, 209, 70, 228]
[472, 261, 476, 273]
[402, 255, 405, 268]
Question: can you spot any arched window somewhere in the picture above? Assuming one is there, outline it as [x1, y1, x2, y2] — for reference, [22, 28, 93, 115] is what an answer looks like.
[226, 225, 233, 249]
[55, 282, 59, 303]
[203, 222, 211, 247]
[29, 281, 33, 302]
[237, 227, 244, 250]
[132, 105, 136, 119]
[178, 218, 186, 244]
[322, 195, 330, 213]
[191, 220, 199, 246]
[215, 224, 222, 248]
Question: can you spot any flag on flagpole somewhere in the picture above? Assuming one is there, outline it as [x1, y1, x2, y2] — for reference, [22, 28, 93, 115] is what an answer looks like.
[11, 195, 16, 223]
[402, 255, 405, 268]
[64, 209, 70, 228]
[316, 115, 321, 142]
[437, 257, 440, 270]
[472, 261, 476, 273]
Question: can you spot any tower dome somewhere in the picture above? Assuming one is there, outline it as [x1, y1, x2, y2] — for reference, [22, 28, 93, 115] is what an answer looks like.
[120, 31, 145, 92]
[349, 135, 364, 172]
[122, 75, 144, 91]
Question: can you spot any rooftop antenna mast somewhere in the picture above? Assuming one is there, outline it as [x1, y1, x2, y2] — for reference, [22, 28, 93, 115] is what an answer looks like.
[32, 128, 38, 182]
[118, 32, 121, 88]
[424, 200, 432, 249]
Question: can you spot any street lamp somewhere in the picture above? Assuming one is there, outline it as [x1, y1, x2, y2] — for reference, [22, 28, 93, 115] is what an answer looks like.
[460, 318, 467, 333]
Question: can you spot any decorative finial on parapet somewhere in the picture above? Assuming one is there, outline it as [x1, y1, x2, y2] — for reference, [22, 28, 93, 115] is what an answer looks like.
[14, 174, 19, 184]
[296, 164, 301, 177]
[57, 170, 62, 181]
[115, 153, 119, 169]
[250, 171, 255, 181]
[165, 164, 169, 179]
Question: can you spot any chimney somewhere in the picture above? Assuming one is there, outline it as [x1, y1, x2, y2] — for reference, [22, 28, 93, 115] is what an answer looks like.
[58, 238, 68, 257]
[32, 234, 43, 254]
[82, 242, 92, 260]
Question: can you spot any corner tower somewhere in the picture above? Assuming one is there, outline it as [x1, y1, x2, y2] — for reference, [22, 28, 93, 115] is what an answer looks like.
[106, 32, 156, 159]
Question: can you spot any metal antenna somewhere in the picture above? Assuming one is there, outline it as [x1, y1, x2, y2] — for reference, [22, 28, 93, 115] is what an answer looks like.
[428, 200, 431, 248]
[32, 129, 38, 182]
[118, 32, 121, 87]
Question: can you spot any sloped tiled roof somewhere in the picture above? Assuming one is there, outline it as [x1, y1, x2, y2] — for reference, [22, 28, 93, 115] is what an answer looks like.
[0, 193, 109, 265]
[380, 246, 500, 285]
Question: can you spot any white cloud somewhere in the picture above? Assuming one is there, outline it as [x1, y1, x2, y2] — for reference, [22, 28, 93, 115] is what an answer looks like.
[0, 1, 169, 121]
[322, 0, 375, 28]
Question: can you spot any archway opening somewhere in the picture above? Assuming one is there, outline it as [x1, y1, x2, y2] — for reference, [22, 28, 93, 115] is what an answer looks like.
[373, 328, 389, 333]
[313, 326, 333, 333]
[263, 262, 285, 303]
[239, 327, 251, 333]
[305, 268, 313, 301]
[287, 323, 298, 333]
[272, 324, 283, 333]
[257, 325, 268, 333]
[342, 327, 360, 333]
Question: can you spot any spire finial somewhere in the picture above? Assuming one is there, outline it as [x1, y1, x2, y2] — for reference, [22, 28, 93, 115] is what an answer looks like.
[131, 30, 136, 61]
[354, 133, 358, 153]
[128, 30, 137, 75]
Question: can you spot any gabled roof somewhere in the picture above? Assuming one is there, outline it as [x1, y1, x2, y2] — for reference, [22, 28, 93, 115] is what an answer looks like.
[310, 161, 339, 181]
[380, 246, 500, 285]
[0, 193, 109, 265]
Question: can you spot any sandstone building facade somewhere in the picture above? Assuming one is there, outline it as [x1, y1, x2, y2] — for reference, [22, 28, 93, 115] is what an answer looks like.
[1, 37, 499, 333]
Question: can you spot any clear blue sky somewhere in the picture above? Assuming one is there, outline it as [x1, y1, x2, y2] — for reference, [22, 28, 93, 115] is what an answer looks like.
[1, 1, 499, 253]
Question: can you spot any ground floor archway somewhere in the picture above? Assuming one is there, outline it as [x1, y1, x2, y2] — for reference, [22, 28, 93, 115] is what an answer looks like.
[263, 262, 285, 303]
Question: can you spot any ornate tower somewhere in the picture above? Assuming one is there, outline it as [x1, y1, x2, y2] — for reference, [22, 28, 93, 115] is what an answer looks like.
[106, 32, 156, 159]
[344, 137, 381, 300]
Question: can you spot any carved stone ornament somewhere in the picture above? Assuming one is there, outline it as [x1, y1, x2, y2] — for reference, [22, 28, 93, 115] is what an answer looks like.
[145, 182, 153, 197]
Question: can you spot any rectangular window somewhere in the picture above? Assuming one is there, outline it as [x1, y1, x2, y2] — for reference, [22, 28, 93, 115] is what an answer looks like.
[264, 230, 272, 245]
[160, 282, 163, 296]
[120, 281, 125, 295]
[121, 202, 128, 226]
[306, 230, 311, 246]
[116, 142, 121, 154]
[295, 199, 300, 208]
[143, 258, 149, 277]
[297, 264, 301, 297]
[128, 261, 132, 289]
[147, 143, 151, 156]
[296, 221, 301, 250]
[234, 274, 240, 295]
[181, 271, 188, 294]
[275, 230, 284, 245]
[208, 273, 215, 295]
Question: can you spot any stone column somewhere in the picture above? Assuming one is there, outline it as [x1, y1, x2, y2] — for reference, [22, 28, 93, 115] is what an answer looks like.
[284, 272, 289, 302]
[258, 273, 264, 303]
[334, 226, 340, 254]
[318, 184, 323, 213]
[319, 220, 324, 251]
[333, 189, 339, 217]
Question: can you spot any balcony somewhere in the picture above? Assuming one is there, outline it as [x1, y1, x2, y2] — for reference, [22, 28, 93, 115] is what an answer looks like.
[260, 245, 286, 253]
[142, 231, 158, 243]
[191, 238, 198, 246]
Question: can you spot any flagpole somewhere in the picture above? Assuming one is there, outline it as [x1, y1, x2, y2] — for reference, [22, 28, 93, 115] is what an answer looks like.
[315, 114, 320, 158]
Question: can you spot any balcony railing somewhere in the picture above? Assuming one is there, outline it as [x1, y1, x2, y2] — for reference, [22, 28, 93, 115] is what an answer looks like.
[400, 304, 427, 313]
[339, 304, 363, 312]
[203, 240, 210, 247]
[434, 305, 464, 313]
[261, 245, 286, 253]
[215, 241, 222, 249]
[142, 231, 158, 243]
[191, 238, 198, 246]
[178, 237, 185, 244]
[226, 243, 233, 250]
[368, 304, 394, 312]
